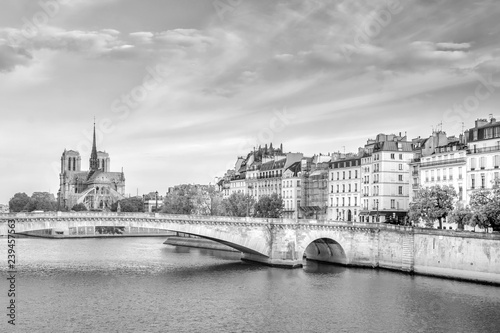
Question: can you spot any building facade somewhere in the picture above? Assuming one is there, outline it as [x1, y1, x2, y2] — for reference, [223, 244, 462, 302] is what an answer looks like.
[282, 161, 301, 219]
[328, 153, 362, 222]
[360, 133, 413, 223]
[465, 118, 500, 200]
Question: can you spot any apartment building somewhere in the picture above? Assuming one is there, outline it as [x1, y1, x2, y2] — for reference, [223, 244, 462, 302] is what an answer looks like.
[282, 161, 302, 219]
[360, 133, 413, 223]
[327, 153, 362, 222]
[465, 117, 500, 199]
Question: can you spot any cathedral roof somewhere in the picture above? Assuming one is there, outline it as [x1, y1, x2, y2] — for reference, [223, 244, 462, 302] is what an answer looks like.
[85, 171, 124, 184]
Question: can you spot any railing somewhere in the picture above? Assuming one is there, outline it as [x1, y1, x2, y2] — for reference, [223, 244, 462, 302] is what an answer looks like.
[419, 157, 466, 168]
[467, 146, 500, 154]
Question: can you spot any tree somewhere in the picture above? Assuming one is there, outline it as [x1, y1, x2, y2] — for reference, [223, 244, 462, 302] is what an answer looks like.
[161, 185, 195, 214]
[71, 203, 88, 211]
[409, 185, 457, 228]
[448, 204, 472, 230]
[222, 192, 255, 217]
[469, 187, 500, 232]
[192, 186, 224, 216]
[24, 192, 57, 212]
[111, 197, 144, 212]
[9, 192, 30, 212]
[254, 193, 283, 218]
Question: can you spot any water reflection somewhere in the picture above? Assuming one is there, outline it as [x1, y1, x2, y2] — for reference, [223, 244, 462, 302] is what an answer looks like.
[303, 259, 348, 274]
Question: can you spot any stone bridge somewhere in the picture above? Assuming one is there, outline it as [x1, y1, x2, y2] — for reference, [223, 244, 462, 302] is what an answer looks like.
[1, 212, 500, 284]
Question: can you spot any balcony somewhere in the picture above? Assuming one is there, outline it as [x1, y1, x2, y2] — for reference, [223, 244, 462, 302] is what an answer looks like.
[419, 157, 466, 168]
[467, 146, 500, 154]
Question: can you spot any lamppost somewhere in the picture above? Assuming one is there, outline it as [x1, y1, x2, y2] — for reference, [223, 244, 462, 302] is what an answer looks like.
[155, 191, 158, 212]
[376, 200, 379, 223]
[142, 194, 145, 212]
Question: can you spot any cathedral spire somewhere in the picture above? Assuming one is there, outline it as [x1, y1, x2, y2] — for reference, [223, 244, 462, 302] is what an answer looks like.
[90, 119, 99, 170]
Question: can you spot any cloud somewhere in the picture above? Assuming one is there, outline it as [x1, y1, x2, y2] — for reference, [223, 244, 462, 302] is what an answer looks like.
[0, 45, 32, 72]
[436, 42, 471, 50]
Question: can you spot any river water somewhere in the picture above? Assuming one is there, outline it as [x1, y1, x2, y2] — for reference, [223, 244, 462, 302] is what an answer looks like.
[1, 237, 499, 333]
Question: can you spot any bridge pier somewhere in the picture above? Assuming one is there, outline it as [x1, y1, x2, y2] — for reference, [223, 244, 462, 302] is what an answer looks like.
[241, 253, 303, 268]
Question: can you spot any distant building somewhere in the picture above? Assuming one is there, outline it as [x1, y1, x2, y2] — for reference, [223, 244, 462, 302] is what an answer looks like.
[409, 131, 467, 205]
[328, 152, 362, 222]
[57, 123, 126, 211]
[300, 155, 331, 220]
[465, 117, 500, 200]
[360, 133, 413, 223]
[282, 161, 302, 219]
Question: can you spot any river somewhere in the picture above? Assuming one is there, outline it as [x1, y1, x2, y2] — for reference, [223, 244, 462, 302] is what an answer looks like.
[1, 237, 499, 333]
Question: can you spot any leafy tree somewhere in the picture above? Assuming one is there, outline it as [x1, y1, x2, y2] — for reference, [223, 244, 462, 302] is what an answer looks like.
[222, 192, 255, 217]
[71, 203, 88, 211]
[469, 187, 500, 232]
[9, 192, 30, 212]
[24, 192, 57, 212]
[448, 204, 472, 230]
[161, 185, 195, 214]
[111, 197, 144, 212]
[192, 186, 224, 216]
[409, 185, 457, 228]
[254, 193, 283, 218]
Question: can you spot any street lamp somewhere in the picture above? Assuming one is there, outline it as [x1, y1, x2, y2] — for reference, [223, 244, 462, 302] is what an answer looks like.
[155, 191, 158, 212]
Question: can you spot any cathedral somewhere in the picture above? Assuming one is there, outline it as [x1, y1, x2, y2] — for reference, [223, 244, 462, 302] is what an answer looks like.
[57, 123, 126, 211]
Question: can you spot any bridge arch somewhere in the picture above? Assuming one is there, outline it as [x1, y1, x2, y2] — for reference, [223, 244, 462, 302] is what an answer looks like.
[298, 231, 351, 266]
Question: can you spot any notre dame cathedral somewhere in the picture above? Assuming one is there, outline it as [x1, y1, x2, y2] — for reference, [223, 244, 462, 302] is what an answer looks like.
[57, 123, 126, 211]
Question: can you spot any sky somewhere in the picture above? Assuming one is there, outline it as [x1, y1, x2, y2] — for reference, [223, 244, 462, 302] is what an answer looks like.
[1, 0, 500, 203]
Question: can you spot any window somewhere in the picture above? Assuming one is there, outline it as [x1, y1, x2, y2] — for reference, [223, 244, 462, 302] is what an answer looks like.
[331, 185, 334, 193]
[348, 197, 351, 206]
[343, 171, 345, 179]
[480, 157, 486, 169]
[495, 127, 500, 138]
[398, 164, 403, 170]
[399, 154, 403, 160]
[458, 167, 463, 179]
[485, 127, 493, 139]
[349, 171, 352, 179]
[297, 180, 300, 187]
[391, 153, 395, 159]
[459, 186, 463, 199]
[471, 174, 475, 189]
[337, 185, 339, 193]
[354, 197, 357, 206]
[473, 130, 478, 140]
[398, 175, 403, 181]
[481, 174, 485, 189]
[398, 186, 403, 195]
[355, 183, 358, 192]
[494, 155, 500, 168]
[348, 184, 351, 192]
[471, 158, 476, 170]
[342, 184, 345, 192]
[355, 170, 358, 178]
[391, 199, 395, 209]
[342, 197, 345, 206]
